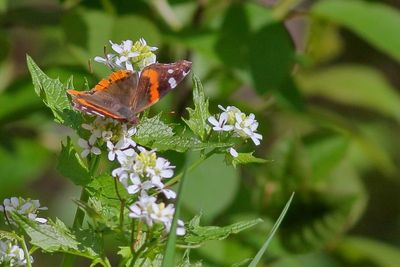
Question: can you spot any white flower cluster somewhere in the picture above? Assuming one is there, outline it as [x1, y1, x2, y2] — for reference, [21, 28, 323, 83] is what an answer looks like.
[78, 118, 185, 235]
[0, 197, 47, 224]
[112, 146, 185, 235]
[95, 38, 157, 72]
[208, 105, 263, 157]
[129, 193, 185, 236]
[78, 117, 136, 159]
[0, 240, 31, 267]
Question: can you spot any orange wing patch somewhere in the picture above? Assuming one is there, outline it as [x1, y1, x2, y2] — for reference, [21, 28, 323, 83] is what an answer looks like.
[142, 68, 160, 104]
[94, 70, 131, 92]
[74, 98, 125, 120]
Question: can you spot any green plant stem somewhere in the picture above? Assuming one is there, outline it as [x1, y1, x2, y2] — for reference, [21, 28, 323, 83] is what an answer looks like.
[61, 155, 99, 267]
[165, 148, 216, 187]
[18, 235, 32, 267]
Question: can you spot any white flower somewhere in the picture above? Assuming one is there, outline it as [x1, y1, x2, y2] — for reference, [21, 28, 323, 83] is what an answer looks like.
[106, 140, 129, 161]
[125, 174, 153, 195]
[128, 192, 158, 227]
[94, 54, 119, 69]
[0, 239, 32, 266]
[150, 176, 176, 199]
[164, 219, 186, 236]
[110, 40, 139, 71]
[148, 157, 175, 180]
[78, 138, 101, 158]
[234, 113, 263, 145]
[209, 105, 263, 146]
[0, 197, 48, 224]
[229, 147, 239, 158]
[120, 124, 137, 147]
[207, 113, 233, 132]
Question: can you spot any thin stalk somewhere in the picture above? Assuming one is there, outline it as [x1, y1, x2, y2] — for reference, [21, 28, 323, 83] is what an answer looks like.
[61, 155, 99, 267]
[18, 235, 32, 267]
[114, 177, 126, 230]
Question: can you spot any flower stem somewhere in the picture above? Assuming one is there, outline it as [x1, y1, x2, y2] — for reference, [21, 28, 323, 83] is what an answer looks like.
[18, 235, 32, 267]
[60, 155, 99, 267]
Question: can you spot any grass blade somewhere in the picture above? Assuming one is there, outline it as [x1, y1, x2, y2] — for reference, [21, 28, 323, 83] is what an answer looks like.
[248, 192, 295, 267]
[162, 152, 191, 266]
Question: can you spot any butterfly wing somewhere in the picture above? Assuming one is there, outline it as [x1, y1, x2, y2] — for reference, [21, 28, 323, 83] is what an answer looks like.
[130, 60, 192, 113]
[68, 70, 139, 121]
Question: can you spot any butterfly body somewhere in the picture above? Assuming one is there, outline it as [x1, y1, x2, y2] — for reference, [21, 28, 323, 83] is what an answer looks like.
[67, 60, 192, 124]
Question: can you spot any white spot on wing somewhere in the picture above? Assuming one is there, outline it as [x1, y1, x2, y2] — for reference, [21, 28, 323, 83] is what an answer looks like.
[168, 77, 177, 89]
[168, 69, 174, 74]
[183, 70, 190, 76]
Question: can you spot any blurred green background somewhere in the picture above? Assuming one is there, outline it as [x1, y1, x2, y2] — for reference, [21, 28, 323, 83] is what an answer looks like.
[1, 0, 400, 266]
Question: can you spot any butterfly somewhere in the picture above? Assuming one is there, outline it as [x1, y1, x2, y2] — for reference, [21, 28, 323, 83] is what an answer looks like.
[67, 60, 192, 124]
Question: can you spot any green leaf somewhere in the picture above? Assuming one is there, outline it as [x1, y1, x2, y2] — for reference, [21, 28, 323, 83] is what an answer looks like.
[312, 0, 400, 62]
[297, 65, 400, 122]
[215, 3, 250, 69]
[27, 55, 70, 118]
[184, 217, 262, 244]
[11, 213, 101, 260]
[86, 174, 130, 207]
[26, 55, 81, 128]
[248, 193, 294, 267]
[57, 137, 90, 186]
[337, 236, 400, 267]
[135, 114, 231, 152]
[134, 113, 174, 142]
[183, 74, 211, 141]
[228, 152, 268, 168]
[249, 22, 294, 94]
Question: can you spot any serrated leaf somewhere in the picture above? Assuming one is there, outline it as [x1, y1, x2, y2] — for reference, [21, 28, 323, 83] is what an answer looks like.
[135, 114, 232, 152]
[135, 114, 174, 143]
[57, 137, 90, 186]
[26, 55, 81, 128]
[183, 75, 211, 141]
[228, 152, 268, 167]
[12, 213, 102, 260]
[184, 218, 262, 244]
[86, 174, 130, 207]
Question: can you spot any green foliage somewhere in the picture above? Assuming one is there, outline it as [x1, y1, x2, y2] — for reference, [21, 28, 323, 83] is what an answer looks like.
[11, 213, 103, 262]
[26, 55, 81, 129]
[2, 0, 400, 266]
[183, 75, 211, 141]
[57, 137, 90, 186]
[249, 193, 294, 267]
[337, 236, 400, 267]
[227, 152, 268, 168]
[135, 114, 232, 152]
[184, 216, 262, 244]
[312, 0, 400, 62]
[298, 65, 400, 122]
